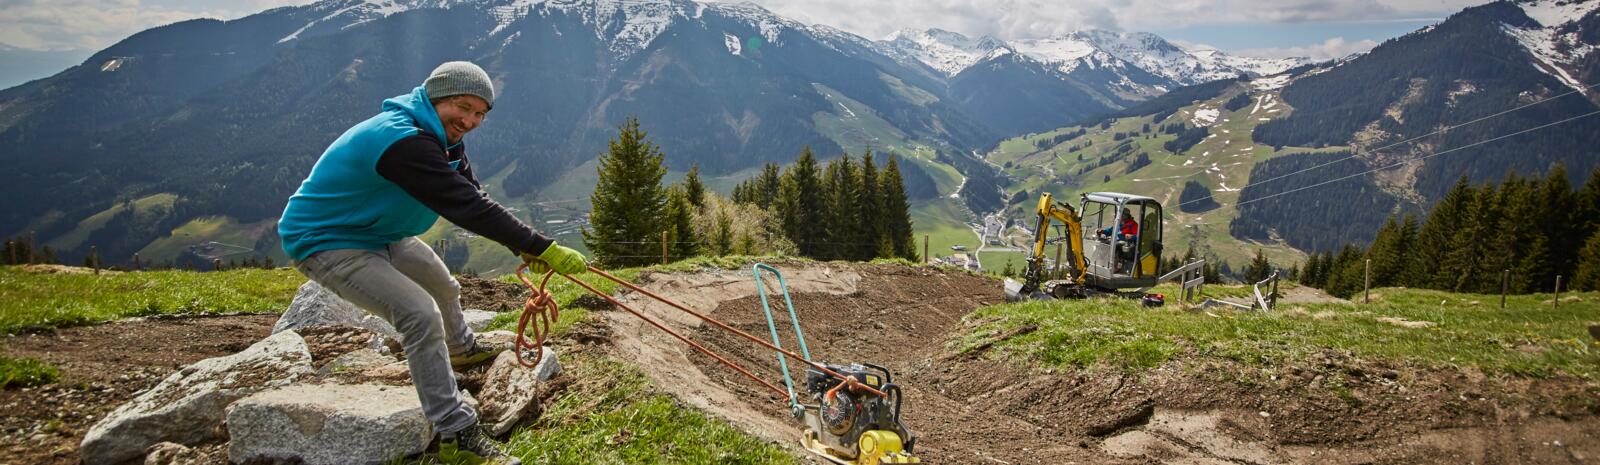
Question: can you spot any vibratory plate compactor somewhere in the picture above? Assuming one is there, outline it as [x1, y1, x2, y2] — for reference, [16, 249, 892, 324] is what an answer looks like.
[753, 264, 919, 465]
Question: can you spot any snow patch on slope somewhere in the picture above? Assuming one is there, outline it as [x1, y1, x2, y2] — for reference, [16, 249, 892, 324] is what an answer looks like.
[1504, 0, 1600, 94]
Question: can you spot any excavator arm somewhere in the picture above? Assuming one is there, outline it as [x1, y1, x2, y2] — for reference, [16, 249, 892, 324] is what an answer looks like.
[1019, 193, 1087, 294]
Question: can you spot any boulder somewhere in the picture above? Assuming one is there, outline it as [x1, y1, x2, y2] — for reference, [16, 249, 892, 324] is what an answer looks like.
[316, 348, 400, 377]
[479, 346, 562, 436]
[463, 308, 497, 331]
[274, 281, 402, 346]
[143, 442, 214, 465]
[79, 331, 313, 465]
[227, 384, 431, 465]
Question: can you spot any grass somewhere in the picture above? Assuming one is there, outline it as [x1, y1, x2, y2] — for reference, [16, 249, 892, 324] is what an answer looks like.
[0, 266, 305, 334]
[0, 356, 60, 389]
[956, 287, 1600, 379]
[405, 354, 798, 465]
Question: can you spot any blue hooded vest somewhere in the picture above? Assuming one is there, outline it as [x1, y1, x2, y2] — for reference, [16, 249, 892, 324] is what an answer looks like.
[278, 86, 459, 261]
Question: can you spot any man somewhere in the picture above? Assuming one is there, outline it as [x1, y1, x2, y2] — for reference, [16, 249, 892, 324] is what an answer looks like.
[278, 61, 585, 464]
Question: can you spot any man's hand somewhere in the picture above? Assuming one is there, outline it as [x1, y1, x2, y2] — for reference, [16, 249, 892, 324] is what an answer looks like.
[522, 244, 587, 275]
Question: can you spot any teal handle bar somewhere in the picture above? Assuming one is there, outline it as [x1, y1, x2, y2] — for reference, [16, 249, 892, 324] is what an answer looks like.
[752, 263, 812, 410]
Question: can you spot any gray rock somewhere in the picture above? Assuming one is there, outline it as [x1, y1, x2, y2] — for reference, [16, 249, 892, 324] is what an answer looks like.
[275, 281, 402, 346]
[144, 442, 210, 465]
[479, 347, 561, 436]
[227, 384, 431, 465]
[79, 331, 313, 465]
[463, 308, 497, 331]
[316, 348, 399, 377]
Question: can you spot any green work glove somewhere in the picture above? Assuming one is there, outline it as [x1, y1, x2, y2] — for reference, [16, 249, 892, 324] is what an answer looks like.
[522, 244, 587, 275]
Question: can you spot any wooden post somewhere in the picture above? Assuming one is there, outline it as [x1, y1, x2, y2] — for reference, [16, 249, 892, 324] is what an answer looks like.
[661, 230, 669, 266]
[27, 231, 36, 264]
[1270, 271, 1280, 310]
[133, 253, 141, 271]
[1501, 269, 1509, 309]
[923, 235, 929, 264]
[214, 259, 223, 272]
[90, 246, 99, 275]
[7, 240, 14, 265]
[1363, 259, 1371, 304]
[1554, 275, 1562, 310]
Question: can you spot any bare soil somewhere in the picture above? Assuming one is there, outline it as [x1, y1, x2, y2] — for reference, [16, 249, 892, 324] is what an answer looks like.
[605, 262, 1600, 464]
[0, 314, 278, 465]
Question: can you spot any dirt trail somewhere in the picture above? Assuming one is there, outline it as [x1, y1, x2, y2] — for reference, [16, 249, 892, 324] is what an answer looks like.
[607, 262, 1600, 464]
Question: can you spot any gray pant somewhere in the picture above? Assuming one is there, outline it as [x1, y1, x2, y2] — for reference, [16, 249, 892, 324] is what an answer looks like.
[294, 237, 478, 434]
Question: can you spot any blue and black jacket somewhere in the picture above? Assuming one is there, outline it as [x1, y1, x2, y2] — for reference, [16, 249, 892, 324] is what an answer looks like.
[278, 86, 552, 261]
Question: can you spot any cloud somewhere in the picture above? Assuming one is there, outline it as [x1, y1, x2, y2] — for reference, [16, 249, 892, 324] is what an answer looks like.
[0, 0, 308, 51]
[731, 0, 1483, 40]
[1239, 36, 1381, 60]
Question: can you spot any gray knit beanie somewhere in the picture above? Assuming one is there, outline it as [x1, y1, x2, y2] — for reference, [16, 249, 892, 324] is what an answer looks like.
[424, 61, 495, 109]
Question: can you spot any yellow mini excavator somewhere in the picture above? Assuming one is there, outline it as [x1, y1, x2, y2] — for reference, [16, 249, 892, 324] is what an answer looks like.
[1004, 191, 1166, 306]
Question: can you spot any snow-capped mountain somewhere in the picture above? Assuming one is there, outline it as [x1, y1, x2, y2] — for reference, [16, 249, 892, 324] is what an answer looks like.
[1500, 0, 1600, 95]
[880, 28, 1010, 76]
[877, 28, 1312, 87]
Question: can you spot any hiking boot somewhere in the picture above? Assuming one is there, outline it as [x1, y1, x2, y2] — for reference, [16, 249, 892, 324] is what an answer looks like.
[449, 337, 510, 369]
[436, 424, 522, 465]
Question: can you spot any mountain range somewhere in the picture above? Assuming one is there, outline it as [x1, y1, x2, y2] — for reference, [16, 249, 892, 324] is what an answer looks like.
[1, 0, 1593, 273]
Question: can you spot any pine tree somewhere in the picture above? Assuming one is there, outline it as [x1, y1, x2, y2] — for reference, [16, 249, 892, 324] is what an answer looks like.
[1302, 252, 1322, 286]
[1365, 214, 1412, 288]
[1410, 176, 1472, 289]
[776, 147, 826, 258]
[858, 151, 885, 259]
[757, 163, 781, 210]
[1574, 229, 1600, 291]
[1443, 184, 1501, 293]
[880, 154, 918, 261]
[684, 163, 706, 210]
[1244, 249, 1271, 283]
[1496, 174, 1546, 293]
[825, 154, 861, 260]
[665, 186, 697, 261]
[1539, 164, 1576, 286]
[713, 208, 733, 256]
[584, 117, 668, 268]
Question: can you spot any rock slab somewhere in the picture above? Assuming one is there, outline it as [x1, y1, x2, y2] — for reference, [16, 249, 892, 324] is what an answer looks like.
[79, 330, 313, 465]
[274, 280, 403, 343]
[479, 346, 562, 436]
[227, 384, 432, 465]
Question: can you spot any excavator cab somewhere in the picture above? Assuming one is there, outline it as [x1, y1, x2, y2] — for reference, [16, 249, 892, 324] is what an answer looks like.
[1079, 193, 1163, 289]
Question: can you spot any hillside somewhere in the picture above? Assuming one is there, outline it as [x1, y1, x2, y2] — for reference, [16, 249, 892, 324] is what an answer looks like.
[984, 0, 1600, 270]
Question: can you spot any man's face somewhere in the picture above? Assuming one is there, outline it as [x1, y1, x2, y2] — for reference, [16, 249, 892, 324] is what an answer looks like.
[434, 95, 489, 144]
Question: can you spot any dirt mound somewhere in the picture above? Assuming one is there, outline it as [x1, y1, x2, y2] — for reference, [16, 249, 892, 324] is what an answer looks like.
[606, 262, 1600, 464]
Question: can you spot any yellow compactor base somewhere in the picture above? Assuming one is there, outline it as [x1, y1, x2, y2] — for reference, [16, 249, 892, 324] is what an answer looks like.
[801, 429, 919, 465]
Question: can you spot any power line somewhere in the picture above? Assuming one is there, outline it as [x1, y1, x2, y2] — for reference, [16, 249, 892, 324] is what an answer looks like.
[1233, 109, 1600, 208]
[1170, 80, 1599, 209]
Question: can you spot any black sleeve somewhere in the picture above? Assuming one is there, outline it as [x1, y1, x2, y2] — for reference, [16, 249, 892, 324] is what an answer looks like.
[376, 135, 555, 255]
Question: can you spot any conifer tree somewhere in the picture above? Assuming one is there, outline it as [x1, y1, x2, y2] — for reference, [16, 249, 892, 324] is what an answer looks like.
[1444, 185, 1501, 292]
[665, 186, 698, 261]
[858, 150, 884, 259]
[825, 154, 861, 260]
[584, 117, 668, 268]
[777, 147, 826, 258]
[1365, 214, 1414, 288]
[1244, 249, 1271, 283]
[1302, 252, 1322, 286]
[757, 163, 781, 210]
[1410, 176, 1472, 289]
[713, 209, 733, 256]
[684, 163, 705, 209]
[880, 154, 918, 261]
[1495, 174, 1546, 293]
